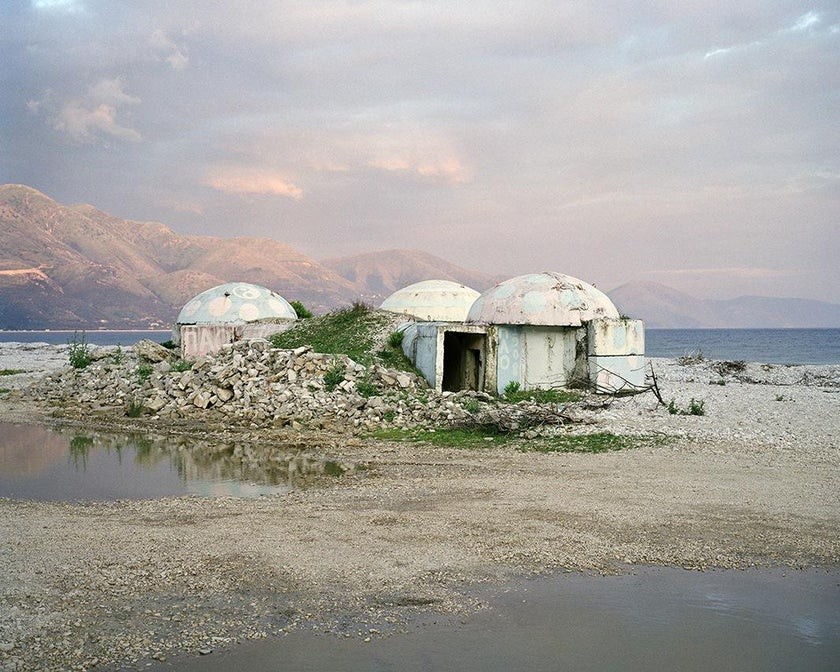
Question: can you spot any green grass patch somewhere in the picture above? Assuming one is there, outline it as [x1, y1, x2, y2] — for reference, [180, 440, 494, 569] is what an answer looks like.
[269, 303, 416, 373]
[0, 369, 25, 376]
[0, 388, 11, 394]
[370, 427, 663, 453]
[521, 432, 663, 453]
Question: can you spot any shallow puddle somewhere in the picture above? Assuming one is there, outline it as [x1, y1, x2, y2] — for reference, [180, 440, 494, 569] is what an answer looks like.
[0, 422, 344, 500]
[150, 567, 840, 672]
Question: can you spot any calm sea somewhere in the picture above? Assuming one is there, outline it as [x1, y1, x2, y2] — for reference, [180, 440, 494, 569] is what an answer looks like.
[646, 328, 840, 365]
[0, 328, 837, 365]
[0, 330, 171, 346]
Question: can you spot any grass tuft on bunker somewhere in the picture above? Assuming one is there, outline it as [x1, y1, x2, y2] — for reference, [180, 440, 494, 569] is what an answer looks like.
[269, 303, 416, 372]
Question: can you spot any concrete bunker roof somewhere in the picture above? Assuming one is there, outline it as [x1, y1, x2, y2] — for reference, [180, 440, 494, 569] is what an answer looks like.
[177, 282, 297, 325]
[466, 272, 619, 327]
[380, 279, 481, 322]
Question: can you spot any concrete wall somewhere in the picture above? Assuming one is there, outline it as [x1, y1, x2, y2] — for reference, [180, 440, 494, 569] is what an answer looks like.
[180, 325, 237, 359]
[586, 318, 646, 391]
[403, 322, 494, 393]
[179, 320, 295, 359]
[401, 322, 440, 390]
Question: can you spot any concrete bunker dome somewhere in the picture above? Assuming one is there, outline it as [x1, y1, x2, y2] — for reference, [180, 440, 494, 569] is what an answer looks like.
[380, 279, 481, 322]
[177, 282, 297, 325]
[466, 272, 620, 327]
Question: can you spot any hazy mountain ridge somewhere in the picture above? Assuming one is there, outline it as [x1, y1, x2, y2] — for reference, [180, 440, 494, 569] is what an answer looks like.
[321, 249, 499, 304]
[610, 281, 840, 329]
[2, 185, 837, 329]
[0, 185, 495, 328]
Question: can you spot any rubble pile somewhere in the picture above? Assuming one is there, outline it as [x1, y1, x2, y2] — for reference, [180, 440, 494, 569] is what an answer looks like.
[28, 339, 494, 431]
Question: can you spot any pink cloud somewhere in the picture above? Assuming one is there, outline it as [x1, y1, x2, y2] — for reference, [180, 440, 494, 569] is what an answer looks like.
[205, 170, 303, 199]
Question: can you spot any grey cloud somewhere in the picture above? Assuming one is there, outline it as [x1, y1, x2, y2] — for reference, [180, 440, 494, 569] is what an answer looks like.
[3, 1, 839, 302]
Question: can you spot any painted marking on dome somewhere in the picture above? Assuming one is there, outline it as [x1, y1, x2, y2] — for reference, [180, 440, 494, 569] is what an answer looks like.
[238, 303, 260, 321]
[207, 296, 232, 318]
[267, 298, 289, 315]
[522, 290, 548, 314]
[233, 285, 262, 300]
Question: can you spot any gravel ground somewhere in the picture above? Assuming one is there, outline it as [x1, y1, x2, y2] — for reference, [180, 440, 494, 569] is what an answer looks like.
[0, 344, 838, 671]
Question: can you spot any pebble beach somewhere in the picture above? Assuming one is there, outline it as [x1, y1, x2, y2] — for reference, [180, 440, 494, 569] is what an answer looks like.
[0, 342, 838, 670]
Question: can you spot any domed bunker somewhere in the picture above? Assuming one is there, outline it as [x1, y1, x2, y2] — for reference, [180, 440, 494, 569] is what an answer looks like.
[400, 272, 645, 394]
[380, 279, 481, 322]
[175, 282, 297, 357]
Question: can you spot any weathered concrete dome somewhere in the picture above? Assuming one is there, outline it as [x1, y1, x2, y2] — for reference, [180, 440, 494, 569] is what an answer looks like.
[380, 280, 481, 322]
[466, 272, 619, 326]
[177, 282, 297, 325]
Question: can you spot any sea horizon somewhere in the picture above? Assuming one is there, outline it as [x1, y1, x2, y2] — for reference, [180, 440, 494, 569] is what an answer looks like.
[1, 327, 837, 366]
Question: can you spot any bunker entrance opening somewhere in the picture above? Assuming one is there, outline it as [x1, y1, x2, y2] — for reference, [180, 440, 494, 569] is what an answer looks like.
[442, 332, 486, 392]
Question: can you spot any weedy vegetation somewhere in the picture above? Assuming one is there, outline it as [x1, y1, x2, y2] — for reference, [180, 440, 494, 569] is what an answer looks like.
[323, 361, 346, 392]
[135, 363, 153, 384]
[110, 345, 125, 365]
[667, 398, 706, 416]
[0, 369, 25, 376]
[172, 359, 193, 372]
[67, 331, 92, 369]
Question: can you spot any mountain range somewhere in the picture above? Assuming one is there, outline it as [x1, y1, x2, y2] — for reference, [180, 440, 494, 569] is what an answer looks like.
[0, 184, 495, 328]
[1, 184, 838, 329]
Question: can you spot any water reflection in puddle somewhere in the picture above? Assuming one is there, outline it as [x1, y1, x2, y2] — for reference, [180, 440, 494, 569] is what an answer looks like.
[150, 568, 840, 672]
[0, 422, 345, 501]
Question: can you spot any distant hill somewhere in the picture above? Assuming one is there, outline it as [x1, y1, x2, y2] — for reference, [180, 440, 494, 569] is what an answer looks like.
[610, 281, 840, 328]
[322, 249, 498, 305]
[0, 185, 495, 329]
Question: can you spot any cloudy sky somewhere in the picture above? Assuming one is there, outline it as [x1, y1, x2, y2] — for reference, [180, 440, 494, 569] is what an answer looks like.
[2, 1, 838, 302]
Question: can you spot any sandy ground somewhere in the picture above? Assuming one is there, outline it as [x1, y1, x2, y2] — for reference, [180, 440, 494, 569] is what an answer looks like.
[0, 344, 838, 671]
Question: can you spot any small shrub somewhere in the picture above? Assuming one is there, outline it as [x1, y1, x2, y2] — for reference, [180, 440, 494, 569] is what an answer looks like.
[383, 409, 396, 422]
[0, 369, 25, 376]
[0, 388, 11, 394]
[387, 330, 405, 348]
[323, 361, 346, 392]
[136, 363, 153, 384]
[667, 399, 680, 415]
[503, 380, 580, 404]
[159, 340, 177, 350]
[172, 359, 193, 372]
[68, 332, 92, 369]
[710, 379, 726, 386]
[463, 399, 480, 414]
[290, 300, 313, 319]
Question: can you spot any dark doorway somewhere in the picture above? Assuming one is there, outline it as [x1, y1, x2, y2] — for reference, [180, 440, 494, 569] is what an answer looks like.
[442, 332, 486, 392]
